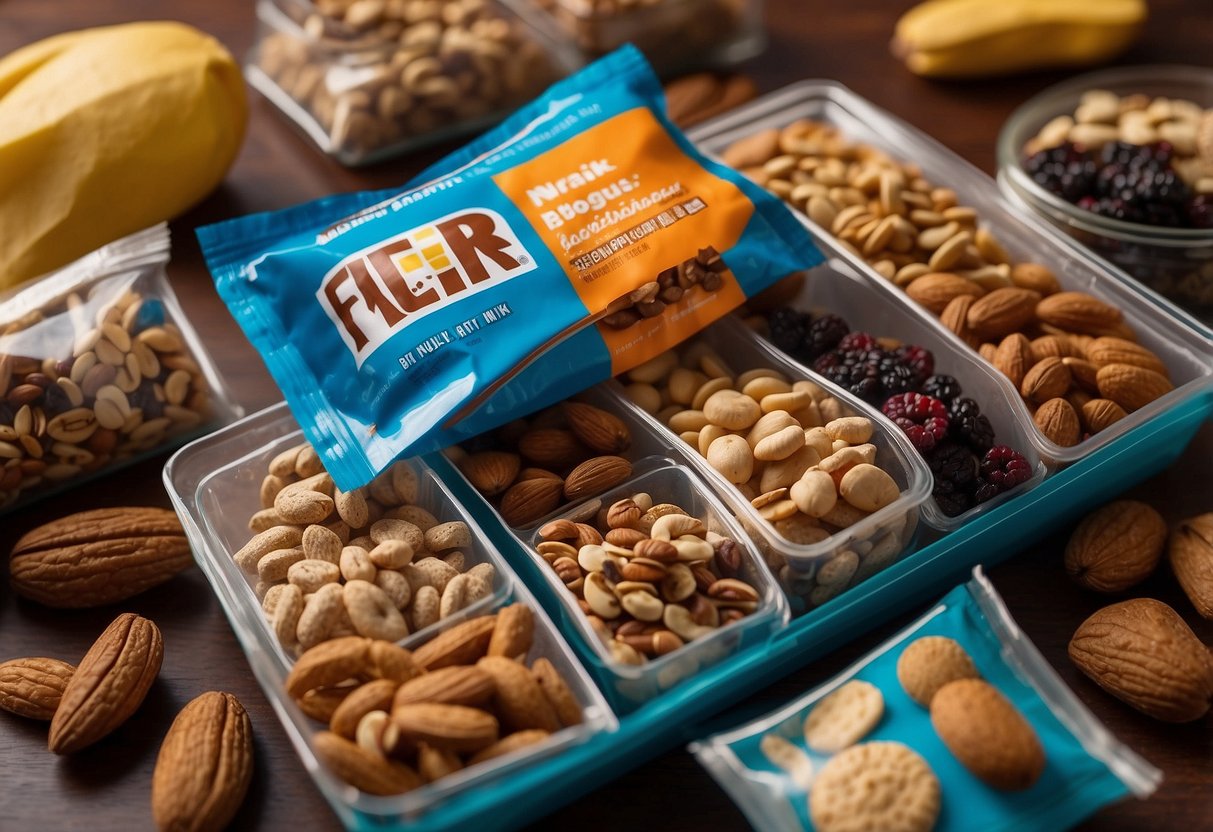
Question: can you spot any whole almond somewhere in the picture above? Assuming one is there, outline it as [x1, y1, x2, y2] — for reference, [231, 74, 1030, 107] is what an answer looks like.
[1033, 398, 1081, 447]
[930, 679, 1044, 791]
[1085, 337, 1169, 377]
[151, 691, 253, 832]
[1096, 363, 1174, 412]
[313, 730, 422, 795]
[393, 666, 496, 708]
[391, 703, 499, 752]
[993, 333, 1033, 388]
[1029, 335, 1070, 363]
[1069, 598, 1213, 722]
[562, 401, 631, 454]
[1062, 357, 1100, 393]
[965, 288, 1040, 340]
[9, 507, 192, 608]
[1064, 501, 1166, 592]
[498, 477, 564, 527]
[1009, 262, 1060, 295]
[563, 456, 633, 501]
[0, 657, 75, 720]
[477, 656, 561, 733]
[1169, 513, 1213, 618]
[721, 127, 779, 168]
[1036, 292, 1122, 335]
[1020, 357, 1071, 404]
[517, 428, 588, 469]
[1081, 398, 1127, 433]
[412, 614, 497, 670]
[939, 294, 981, 348]
[906, 272, 984, 314]
[49, 613, 163, 754]
[458, 452, 520, 497]
[488, 603, 535, 659]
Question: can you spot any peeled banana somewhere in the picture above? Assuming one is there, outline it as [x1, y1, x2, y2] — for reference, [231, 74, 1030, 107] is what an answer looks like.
[0, 22, 246, 289]
[892, 0, 1147, 79]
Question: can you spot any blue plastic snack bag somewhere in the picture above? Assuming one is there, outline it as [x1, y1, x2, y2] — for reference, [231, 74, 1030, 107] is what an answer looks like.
[198, 46, 822, 491]
[690, 567, 1160, 832]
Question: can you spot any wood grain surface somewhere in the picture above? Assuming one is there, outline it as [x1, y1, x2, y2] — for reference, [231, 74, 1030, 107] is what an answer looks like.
[1, 1, 1211, 830]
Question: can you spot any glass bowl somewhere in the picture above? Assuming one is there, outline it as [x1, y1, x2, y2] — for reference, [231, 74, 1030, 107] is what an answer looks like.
[996, 65, 1213, 329]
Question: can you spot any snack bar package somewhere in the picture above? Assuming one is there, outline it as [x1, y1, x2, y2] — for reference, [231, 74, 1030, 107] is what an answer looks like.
[690, 567, 1160, 832]
[198, 46, 822, 492]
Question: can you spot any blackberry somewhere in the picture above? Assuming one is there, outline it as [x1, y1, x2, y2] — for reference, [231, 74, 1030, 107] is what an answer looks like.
[837, 331, 878, 352]
[1023, 142, 1097, 202]
[932, 480, 974, 517]
[949, 397, 995, 453]
[822, 359, 882, 401]
[882, 392, 949, 452]
[976, 445, 1033, 503]
[895, 344, 935, 385]
[922, 374, 963, 403]
[801, 314, 850, 360]
[767, 308, 812, 355]
[877, 361, 918, 399]
[926, 441, 980, 517]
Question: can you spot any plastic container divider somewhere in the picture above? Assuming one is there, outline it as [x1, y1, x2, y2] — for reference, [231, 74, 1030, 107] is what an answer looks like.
[686, 80, 1213, 466]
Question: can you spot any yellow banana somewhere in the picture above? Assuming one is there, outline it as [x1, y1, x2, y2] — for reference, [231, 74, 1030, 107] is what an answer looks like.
[892, 0, 1148, 79]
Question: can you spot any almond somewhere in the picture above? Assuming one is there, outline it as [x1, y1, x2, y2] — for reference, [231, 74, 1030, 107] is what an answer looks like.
[0, 657, 75, 720]
[391, 703, 499, 753]
[1062, 356, 1100, 393]
[1035, 291, 1122, 335]
[1086, 337, 1169, 377]
[467, 728, 551, 765]
[939, 294, 981, 348]
[531, 657, 583, 727]
[476, 656, 560, 733]
[1069, 598, 1213, 722]
[906, 272, 984, 314]
[49, 613, 163, 754]
[930, 679, 1044, 791]
[458, 451, 520, 497]
[1081, 398, 1127, 433]
[965, 287, 1040, 339]
[517, 428, 587, 469]
[1009, 262, 1061, 295]
[562, 401, 631, 454]
[393, 666, 496, 708]
[563, 455, 633, 501]
[151, 691, 253, 832]
[1028, 335, 1069, 363]
[498, 477, 564, 528]
[1064, 500, 1166, 592]
[1169, 513, 1213, 619]
[992, 333, 1032, 388]
[1019, 357, 1071, 404]
[9, 507, 192, 608]
[487, 603, 534, 659]
[412, 614, 497, 670]
[313, 730, 422, 795]
[1095, 363, 1173, 412]
[1033, 398, 1081, 447]
[722, 127, 779, 169]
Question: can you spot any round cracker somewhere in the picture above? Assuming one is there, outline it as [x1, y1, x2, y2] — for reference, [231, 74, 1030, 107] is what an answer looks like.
[809, 741, 941, 832]
[803, 679, 885, 753]
[897, 636, 981, 707]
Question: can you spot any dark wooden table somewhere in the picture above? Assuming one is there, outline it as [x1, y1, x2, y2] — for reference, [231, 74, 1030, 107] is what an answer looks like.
[2, 1, 1211, 830]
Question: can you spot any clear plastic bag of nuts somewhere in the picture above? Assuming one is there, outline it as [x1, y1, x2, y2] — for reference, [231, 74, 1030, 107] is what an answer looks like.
[0, 224, 240, 513]
[248, 0, 577, 164]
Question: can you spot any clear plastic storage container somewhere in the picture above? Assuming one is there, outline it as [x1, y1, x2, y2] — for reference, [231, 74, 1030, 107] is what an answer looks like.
[501, 0, 764, 77]
[604, 316, 932, 615]
[753, 261, 1046, 532]
[688, 82, 1213, 466]
[522, 462, 789, 706]
[247, 0, 580, 165]
[163, 403, 615, 828]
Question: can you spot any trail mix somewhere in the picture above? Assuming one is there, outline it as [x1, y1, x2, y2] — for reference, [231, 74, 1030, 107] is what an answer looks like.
[756, 306, 1032, 517]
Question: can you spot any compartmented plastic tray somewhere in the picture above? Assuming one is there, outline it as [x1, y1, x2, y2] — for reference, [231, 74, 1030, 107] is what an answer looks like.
[688, 81, 1213, 466]
[756, 261, 1047, 532]
[164, 405, 616, 830]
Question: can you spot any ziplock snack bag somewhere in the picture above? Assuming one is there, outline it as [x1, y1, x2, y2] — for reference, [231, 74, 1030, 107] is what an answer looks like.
[0, 224, 241, 512]
[690, 567, 1160, 832]
[198, 45, 821, 492]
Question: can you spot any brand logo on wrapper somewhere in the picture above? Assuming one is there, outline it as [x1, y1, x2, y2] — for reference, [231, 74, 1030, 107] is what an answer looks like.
[318, 208, 537, 364]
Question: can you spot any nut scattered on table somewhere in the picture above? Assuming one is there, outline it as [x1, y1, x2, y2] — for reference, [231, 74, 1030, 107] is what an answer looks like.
[286, 606, 585, 795]
[235, 444, 497, 655]
[0, 657, 75, 721]
[1169, 513, 1213, 619]
[0, 286, 212, 508]
[1063, 499, 1167, 593]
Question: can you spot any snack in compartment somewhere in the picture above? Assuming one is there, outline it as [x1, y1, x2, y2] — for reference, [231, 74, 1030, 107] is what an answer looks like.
[691, 567, 1161, 832]
[250, 0, 566, 163]
[720, 118, 1177, 445]
[0, 225, 236, 512]
[286, 606, 588, 795]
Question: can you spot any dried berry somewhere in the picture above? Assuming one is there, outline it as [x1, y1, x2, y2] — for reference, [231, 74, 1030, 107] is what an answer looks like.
[894, 344, 935, 384]
[976, 446, 1032, 503]
[882, 393, 950, 452]
[949, 398, 994, 453]
[921, 374, 963, 403]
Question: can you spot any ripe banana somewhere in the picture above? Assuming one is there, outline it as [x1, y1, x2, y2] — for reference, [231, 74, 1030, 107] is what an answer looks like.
[891, 0, 1147, 79]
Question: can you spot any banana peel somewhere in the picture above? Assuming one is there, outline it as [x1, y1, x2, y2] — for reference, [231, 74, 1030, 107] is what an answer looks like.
[892, 0, 1148, 79]
[0, 22, 246, 289]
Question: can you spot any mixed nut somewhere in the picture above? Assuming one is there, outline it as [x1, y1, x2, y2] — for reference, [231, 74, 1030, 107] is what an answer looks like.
[288, 606, 586, 795]
[255, 0, 559, 161]
[0, 284, 212, 508]
[236, 443, 499, 654]
[721, 119, 1177, 446]
[535, 493, 760, 665]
